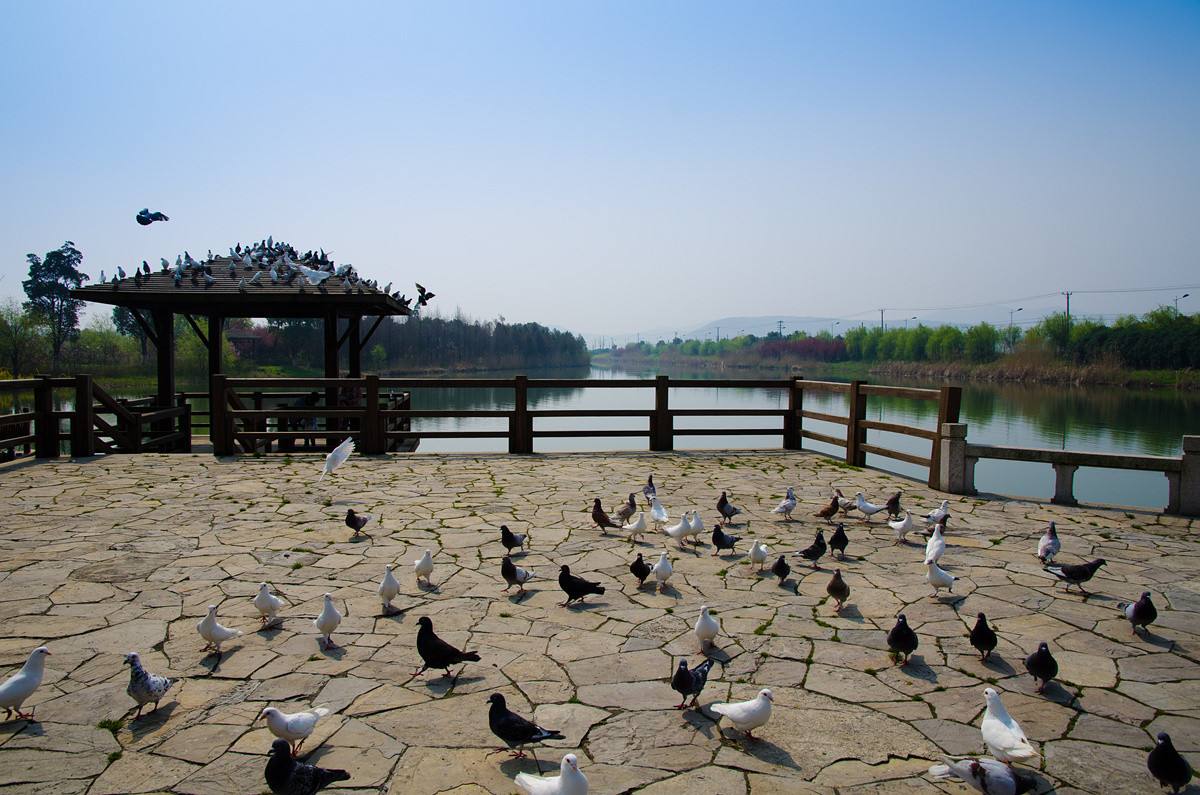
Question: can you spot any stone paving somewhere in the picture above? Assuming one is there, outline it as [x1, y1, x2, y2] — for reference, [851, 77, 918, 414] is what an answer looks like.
[0, 450, 1197, 794]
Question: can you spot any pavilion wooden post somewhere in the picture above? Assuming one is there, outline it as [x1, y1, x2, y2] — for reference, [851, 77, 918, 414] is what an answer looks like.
[348, 316, 362, 377]
[151, 310, 176, 440]
[363, 374, 383, 454]
[509, 375, 532, 454]
[33, 376, 57, 458]
[324, 312, 340, 447]
[71, 375, 95, 458]
[783, 378, 802, 450]
[210, 374, 231, 455]
[207, 315, 223, 378]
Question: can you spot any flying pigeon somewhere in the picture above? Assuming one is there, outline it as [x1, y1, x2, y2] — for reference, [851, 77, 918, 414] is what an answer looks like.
[648, 497, 669, 530]
[889, 511, 915, 545]
[826, 570, 850, 611]
[694, 605, 720, 649]
[136, 208, 169, 225]
[413, 550, 434, 586]
[1044, 558, 1106, 594]
[123, 651, 173, 719]
[796, 529, 827, 569]
[771, 487, 796, 520]
[981, 687, 1039, 764]
[415, 282, 435, 306]
[1034, 522, 1060, 564]
[815, 494, 839, 523]
[887, 614, 919, 664]
[716, 491, 742, 525]
[1118, 591, 1157, 634]
[629, 553, 652, 587]
[884, 491, 903, 519]
[265, 737, 350, 795]
[711, 525, 741, 556]
[501, 556, 535, 594]
[828, 522, 849, 560]
[514, 752, 588, 795]
[557, 565, 605, 606]
[748, 540, 770, 570]
[197, 605, 242, 654]
[253, 583, 287, 626]
[925, 520, 947, 564]
[590, 498, 621, 534]
[671, 658, 717, 709]
[1148, 732, 1193, 794]
[500, 525, 528, 553]
[642, 475, 657, 503]
[925, 500, 951, 526]
[649, 551, 673, 591]
[0, 646, 50, 720]
[414, 616, 480, 680]
[313, 594, 342, 650]
[927, 756, 1038, 795]
[614, 493, 637, 524]
[711, 688, 774, 739]
[487, 693, 564, 763]
[969, 613, 998, 661]
[318, 438, 354, 483]
[259, 705, 332, 757]
[378, 565, 401, 613]
[345, 509, 370, 537]
[1023, 642, 1058, 694]
[927, 559, 957, 597]
[299, 265, 332, 286]
[770, 555, 791, 586]
[854, 492, 885, 522]
[621, 511, 647, 543]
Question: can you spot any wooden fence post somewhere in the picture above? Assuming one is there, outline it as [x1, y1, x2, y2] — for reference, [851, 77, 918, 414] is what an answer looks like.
[929, 386, 962, 487]
[210, 374, 230, 456]
[509, 376, 531, 454]
[652, 375, 673, 451]
[179, 403, 192, 453]
[845, 380, 867, 466]
[364, 375, 382, 454]
[33, 376, 57, 458]
[71, 375, 94, 458]
[783, 378, 802, 450]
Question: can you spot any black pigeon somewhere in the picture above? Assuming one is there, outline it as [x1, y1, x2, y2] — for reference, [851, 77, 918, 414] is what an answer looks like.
[416, 282, 435, 306]
[591, 498, 622, 534]
[1023, 641, 1058, 694]
[828, 523, 849, 560]
[670, 658, 716, 709]
[642, 474, 657, 503]
[969, 613, 998, 661]
[500, 556, 533, 594]
[487, 693, 564, 762]
[1148, 732, 1193, 794]
[711, 525, 741, 556]
[142, 260, 150, 274]
[396, 294, 413, 311]
[629, 553, 652, 587]
[135, 208, 169, 226]
[500, 524, 527, 553]
[1119, 591, 1158, 634]
[344, 509, 369, 536]
[826, 570, 850, 611]
[716, 491, 742, 525]
[770, 555, 790, 585]
[884, 491, 902, 519]
[796, 530, 827, 569]
[558, 565, 605, 606]
[1044, 558, 1106, 594]
[414, 616, 480, 680]
[265, 738, 350, 795]
[887, 614, 919, 664]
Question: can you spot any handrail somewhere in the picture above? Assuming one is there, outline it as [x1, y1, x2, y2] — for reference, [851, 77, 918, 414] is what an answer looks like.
[965, 443, 1181, 472]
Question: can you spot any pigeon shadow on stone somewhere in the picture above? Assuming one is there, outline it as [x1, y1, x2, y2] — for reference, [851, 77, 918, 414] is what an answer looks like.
[499, 755, 548, 776]
[1136, 630, 1176, 651]
[421, 673, 484, 696]
[127, 703, 178, 738]
[836, 604, 865, 622]
[319, 644, 347, 661]
[656, 583, 681, 599]
[257, 622, 285, 639]
[200, 646, 240, 674]
[981, 654, 1016, 677]
[567, 599, 608, 611]
[348, 532, 372, 543]
[508, 589, 532, 604]
[417, 581, 440, 593]
[718, 552, 746, 562]
[897, 655, 936, 681]
[702, 647, 733, 667]
[934, 593, 968, 606]
[683, 709, 718, 738]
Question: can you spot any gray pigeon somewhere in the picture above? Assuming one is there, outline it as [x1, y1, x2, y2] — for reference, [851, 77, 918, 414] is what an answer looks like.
[265, 738, 350, 794]
[124, 652, 174, 718]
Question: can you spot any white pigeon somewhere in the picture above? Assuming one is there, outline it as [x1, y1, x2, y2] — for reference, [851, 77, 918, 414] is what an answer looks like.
[855, 492, 885, 522]
[981, 687, 1039, 764]
[299, 264, 332, 286]
[926, 560, 957, 597]
[313, 594, 342, 650]
[927, 756, 1035, 795]
[514, 752, 588, 795]
[771, 487, 797, 520]
[253, 582, 286, 626]
[622, 511, 647, 543]
[649, 497, 669, 529]
[662, 513, 689, 546]
[925, 523, 947, 565]
[1037, 521, 1061, 564]
[650, 552, 673, 591]
[749, 539, 770, 570]
[694, 605, 720, 648]
[711, 688, 774, 738]
[685, 511, 705, 542]
[259, 705, 332, 756]
[414, 550, 434, 585]
[197, 605, 242, 653]
[378, 565, 401, 614]
[889, 511, 915, 545]
[0, 646, 50, 720]
[925, 499, 951, 526]
[318, 437, 354, 483]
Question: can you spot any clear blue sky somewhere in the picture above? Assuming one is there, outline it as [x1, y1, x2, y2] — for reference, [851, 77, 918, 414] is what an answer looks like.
[2, 1, 1198, 340]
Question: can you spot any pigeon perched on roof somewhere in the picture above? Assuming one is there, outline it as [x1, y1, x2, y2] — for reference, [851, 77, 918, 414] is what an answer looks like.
[413, 550, 434, 586]
[500, 525, 527, 553]
[927, 756, 1037, 795]
[514, 752, 588, 795]
[889, 511, 915, 545]
[136, 208, 169, 225]
[313, 594, 342, 650]
[716, 491, 742, 525]
[299, 265, 332, 286]
[197, 605, 242, 654]
[415, 616, 480, 680]
[828, 523, 849, 560]
[1119, 591, 1157, 634]
[927, 559, 957, 597]
[711, 525, 741, 556]
[345, 509, 370, 537]
[796, 530, 826, 569]
[0, 647, 50, 720]
[265, 737, 349, 795]
[260, 705, 332, 757]
[826, 570, 850, 611]
[981, 687, 1039, 764]
[694, 605, 720, 649]
[771, 487, 796, 520]
[629, 553, 652, 587]
[557, 566, 605, 606]
[887, 615, 918, 664]
[590, 498, 621, 534]
[502, 556, 535, 594]
[318, 438, 354, 484]
[487, 693, 564, 764]
[770, 555, 791, 586]
[253, 583, 287, 626]
[1148, 732, 1193, 794]
[1023, 642, 1058, 694]
[1044, 558, 1106, 594]
[1037, 522, 1061, 563]
[969, 613, 998, 661]
[649, 552, 673, 591]
[748, 540, 770, 570]
[671, 658, 717, 709]
[378, 565, 401, 614]
[711, 688, 774, 739]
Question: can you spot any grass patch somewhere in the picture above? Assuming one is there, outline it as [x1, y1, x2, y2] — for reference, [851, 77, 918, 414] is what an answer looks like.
[568, 695, 581, 704]
[307, 655, 319, 662]
[664, 607, 674, 614]
[753, 617, 774, 636]
[322, 497, 333, 507]
[291, 562, 303, 570]
[107, 750, 122, 764]
[499, 612, 512, 618]
[934, 685, 946, 692]
[716, 569, 728, 577]
[864, 667, 877, 675]
[97, 718, 124, 736]
[291, 547, 314, 554]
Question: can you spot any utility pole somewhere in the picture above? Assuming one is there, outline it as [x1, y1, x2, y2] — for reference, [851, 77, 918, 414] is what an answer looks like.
[715, 326, 720, 343]
[1175, 293, 1190, 315]
[776, 320, 784, 337]
[879, 309, 885, 330]
[1062, 291, 1072, 329]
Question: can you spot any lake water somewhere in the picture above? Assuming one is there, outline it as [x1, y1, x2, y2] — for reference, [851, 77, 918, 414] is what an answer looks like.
[402, 365, 1196, 511]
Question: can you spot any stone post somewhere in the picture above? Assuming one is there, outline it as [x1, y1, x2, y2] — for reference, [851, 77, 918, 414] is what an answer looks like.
[1052, 463, 1079, 506]
[1180, 436, 1200, 517]
[938, 423, 972, 494]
